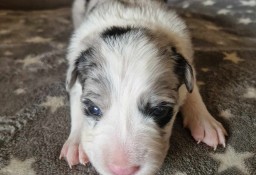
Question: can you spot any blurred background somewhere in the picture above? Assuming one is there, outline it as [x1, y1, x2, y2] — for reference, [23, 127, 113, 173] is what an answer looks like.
[0, 0, 72, 10]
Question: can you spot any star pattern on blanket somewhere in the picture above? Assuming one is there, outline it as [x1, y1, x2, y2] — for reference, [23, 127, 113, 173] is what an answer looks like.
[174, 171, 187, 175]
[240, 0, 256, 7]
[182, 2, 190, 9]
[14, 88, 26, 95]
[0, 29, 10, 35]
[25, 36, 52, 43]
[0, 157, 36, 175]
[40, 96, 65, 113]
[4, 51, 13, 56]
[17, 55, 43, 68]
[238, 17, 253, 24]
[197, 81, 205, 87]
[217, 9, 231, 15]
[210, 146, 254, 174]
[243, 87, 256, 99]
[220, 109, 234, 119]
[217, 41, 225, 45]
[203, 0, 215, 6]
[201, 67, 210, 72]
[223, 52, 244, 64]
[205, 24, 220, 31]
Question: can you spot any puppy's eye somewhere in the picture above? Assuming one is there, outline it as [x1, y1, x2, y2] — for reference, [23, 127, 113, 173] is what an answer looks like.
[151, 106, 171, 117]
[82, 99, 102, 119]
[148, 103, 174, 128]
[88, 105, 102, 116]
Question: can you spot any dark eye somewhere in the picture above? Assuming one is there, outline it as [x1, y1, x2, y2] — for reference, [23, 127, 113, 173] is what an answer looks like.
[151, 106, 171, 118]
[82, 99, 102, 118]
[148, 103, 174, 128]
[88, 105, 102, 116]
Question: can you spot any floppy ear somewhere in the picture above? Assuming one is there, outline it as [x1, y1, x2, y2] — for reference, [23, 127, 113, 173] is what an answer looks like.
[172, 47, 194, 93]
[66, 48, 95, 91]
[66, 60, 79, 92]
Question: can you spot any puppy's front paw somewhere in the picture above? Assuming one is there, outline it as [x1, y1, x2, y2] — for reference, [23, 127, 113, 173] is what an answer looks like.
[184, 113, 228, 150]
[59, 138, 89, 168]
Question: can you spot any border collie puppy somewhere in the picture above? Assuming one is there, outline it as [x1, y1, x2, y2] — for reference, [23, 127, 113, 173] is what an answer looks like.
[60, 0, 227, 174]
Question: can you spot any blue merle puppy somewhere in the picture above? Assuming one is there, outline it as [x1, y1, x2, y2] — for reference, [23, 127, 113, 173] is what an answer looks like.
[60, 0, 227, 175]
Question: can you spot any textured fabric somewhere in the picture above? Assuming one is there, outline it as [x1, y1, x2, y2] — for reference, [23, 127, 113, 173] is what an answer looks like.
[0, 0, 255, 175]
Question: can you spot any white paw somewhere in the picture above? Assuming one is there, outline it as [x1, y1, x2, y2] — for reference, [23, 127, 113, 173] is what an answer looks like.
[59, 137, 89, 168]
[184, 113, 228, 150]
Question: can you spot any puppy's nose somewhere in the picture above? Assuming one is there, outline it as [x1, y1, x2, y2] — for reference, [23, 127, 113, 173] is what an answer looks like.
[109, 164, 140, 175]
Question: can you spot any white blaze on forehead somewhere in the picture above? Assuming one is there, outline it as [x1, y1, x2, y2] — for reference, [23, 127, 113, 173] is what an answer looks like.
[100, 33, 161, 102]
[97, 32, 166, 142]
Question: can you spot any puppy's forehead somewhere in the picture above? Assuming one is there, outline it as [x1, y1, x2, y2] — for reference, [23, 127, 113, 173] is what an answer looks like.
[79, 26, 179, 109]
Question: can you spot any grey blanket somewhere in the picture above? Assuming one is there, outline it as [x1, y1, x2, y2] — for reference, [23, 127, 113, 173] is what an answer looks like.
[0, 0, 255, 174]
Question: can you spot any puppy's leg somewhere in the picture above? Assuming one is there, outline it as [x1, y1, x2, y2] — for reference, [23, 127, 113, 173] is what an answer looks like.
[60, 81, 88, 168]
[181, 85, 227, 149]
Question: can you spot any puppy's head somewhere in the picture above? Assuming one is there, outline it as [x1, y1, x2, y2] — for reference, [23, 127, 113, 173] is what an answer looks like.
[67, 26, 194, 175]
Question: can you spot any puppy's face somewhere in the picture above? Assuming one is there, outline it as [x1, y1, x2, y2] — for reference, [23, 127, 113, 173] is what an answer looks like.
[68, 27, 193, 175]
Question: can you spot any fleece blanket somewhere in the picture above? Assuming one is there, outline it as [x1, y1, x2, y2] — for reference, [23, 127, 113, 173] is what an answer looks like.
[0, 0, 255, 174]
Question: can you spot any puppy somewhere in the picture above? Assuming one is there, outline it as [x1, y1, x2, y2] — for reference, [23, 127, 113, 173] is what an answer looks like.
[60, 0, 227, 174]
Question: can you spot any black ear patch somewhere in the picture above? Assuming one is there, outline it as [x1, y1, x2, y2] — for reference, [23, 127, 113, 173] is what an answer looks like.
[67, 48, 95, 90]
[101, 26, 133, 39]
[172, 47, 194, 93]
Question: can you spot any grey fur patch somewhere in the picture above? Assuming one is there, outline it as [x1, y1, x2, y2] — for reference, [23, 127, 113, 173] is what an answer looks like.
[75, 47, 112, 112]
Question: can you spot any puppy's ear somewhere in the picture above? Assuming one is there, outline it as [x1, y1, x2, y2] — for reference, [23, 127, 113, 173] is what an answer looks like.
[172, 47, 194, 93]
[66, 48, 94, 91]
[66, 60, 79, 91]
